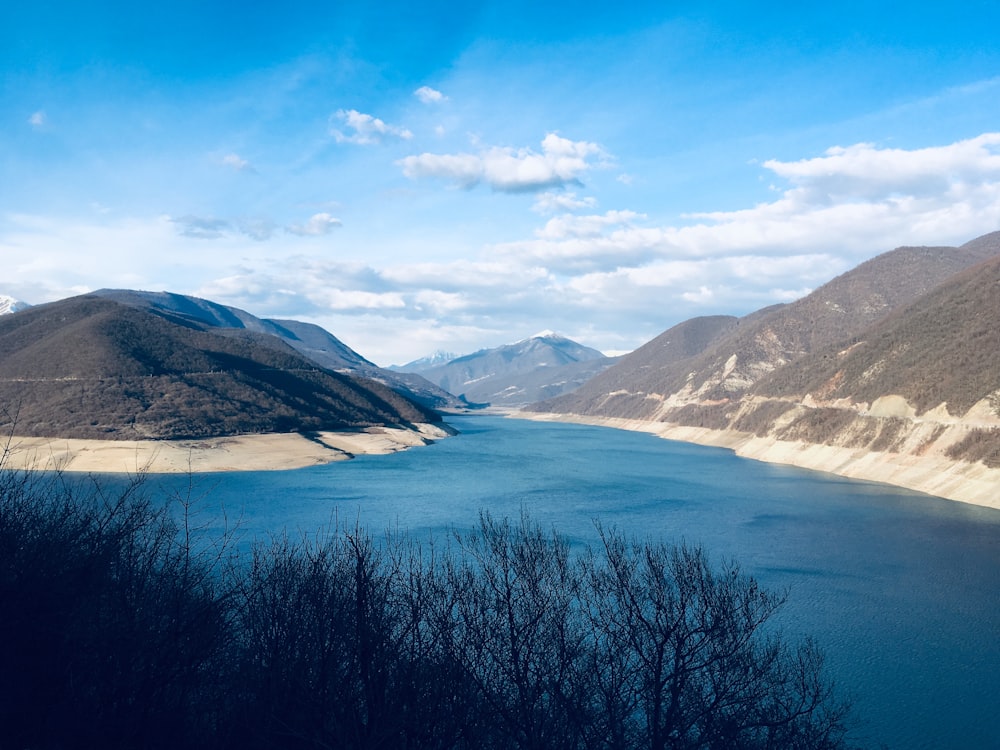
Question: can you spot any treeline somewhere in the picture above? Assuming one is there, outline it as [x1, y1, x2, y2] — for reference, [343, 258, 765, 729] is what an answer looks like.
[0, 464, 856, 749]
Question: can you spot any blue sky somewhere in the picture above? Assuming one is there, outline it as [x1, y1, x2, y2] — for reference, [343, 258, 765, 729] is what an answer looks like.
[3, 1, 1000, 364]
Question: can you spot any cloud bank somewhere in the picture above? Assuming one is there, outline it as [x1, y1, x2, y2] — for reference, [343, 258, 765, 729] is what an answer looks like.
[6, 134, 1000, 364]
[398, 133, 607, 192]
[286, 212, 343, 236]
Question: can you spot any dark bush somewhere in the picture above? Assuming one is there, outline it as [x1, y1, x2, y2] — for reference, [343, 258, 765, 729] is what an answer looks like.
[666, 403, 734, 430]
[0, 463, 856, 750]
[945, 428, 1000, 468]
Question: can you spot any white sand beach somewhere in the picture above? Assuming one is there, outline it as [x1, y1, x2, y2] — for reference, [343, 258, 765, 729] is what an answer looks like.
[1, 423, 454, 474]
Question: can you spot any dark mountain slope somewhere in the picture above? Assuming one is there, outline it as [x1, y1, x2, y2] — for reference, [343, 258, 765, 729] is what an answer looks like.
[755, 253, 1000, 416]
[532, 239, 1000, 420]
[0, 296, 437, 440]
[682, 242, 1000, 400]
[92, 289, 462, 410]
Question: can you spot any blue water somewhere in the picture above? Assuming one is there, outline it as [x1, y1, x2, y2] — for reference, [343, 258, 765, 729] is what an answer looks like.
[139, 414, 1000, 749]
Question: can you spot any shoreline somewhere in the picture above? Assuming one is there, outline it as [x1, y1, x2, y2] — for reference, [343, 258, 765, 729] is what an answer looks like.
[513, 411, 1000, 511]
[1, 423, 454, 474]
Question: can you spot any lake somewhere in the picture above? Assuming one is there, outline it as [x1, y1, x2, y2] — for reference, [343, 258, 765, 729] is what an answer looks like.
[141, 414, 1000, 749]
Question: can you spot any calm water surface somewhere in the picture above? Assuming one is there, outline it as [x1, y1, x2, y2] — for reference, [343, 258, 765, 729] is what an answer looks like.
[142, 415, 1000, 750]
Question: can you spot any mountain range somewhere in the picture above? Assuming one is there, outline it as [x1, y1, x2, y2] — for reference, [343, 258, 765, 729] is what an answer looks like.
[394, 332, 618, 406]
[4, 230, 1000, 503]
[526, 230, 1000, 506]
[0, 295, 438, 440]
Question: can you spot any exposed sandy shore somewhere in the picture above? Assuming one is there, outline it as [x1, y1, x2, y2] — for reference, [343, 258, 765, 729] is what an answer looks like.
[514, 412, 1000, 511]
[1, 423, 454, 474]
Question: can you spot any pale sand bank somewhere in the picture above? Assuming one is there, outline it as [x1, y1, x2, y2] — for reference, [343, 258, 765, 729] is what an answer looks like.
[1, 423, 454, 474]
[515, 412, 1000, 511]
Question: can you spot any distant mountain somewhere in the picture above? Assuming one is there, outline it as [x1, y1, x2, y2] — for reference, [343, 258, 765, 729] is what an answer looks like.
[525, 231, 1000, 505]
[532, 315, 740, 419]
[0, 295, 30, 315]
[401, 332, 617, 406]
[91, 289, 463, 411]
[389, 350, 459, 373]
[0, 295, 438, 440]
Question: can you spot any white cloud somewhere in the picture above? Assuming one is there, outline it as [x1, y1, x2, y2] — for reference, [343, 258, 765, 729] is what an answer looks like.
[0, 213, 256, 305]
[316, 289, 406, 310]
[534, 210, 643, 240]
[413, 289, 468, 314]
[761, 133, 1000, 200]
[678, 134, 1000, 257]
[680, 286, 715, 304]
[7, 133, 1000, 366]
[532, 191, 598, 214]
[286, 212, 342, 236]
[398, 152, 484, 188]
[383, 260, 550, 291]
[237, 218, 276, 241]
[331, 109, 413, 145]
[169, 211, 344, 240]
[492, 210, 663, 272]
[494, 134, 1000, 275]
[222, 153, 252, 171]
[558, 256, 836, 321]
[414, 85, 447, 104]
[27, 111, 46, 128]
[171, 215, 231, 239]
[398, 133, 607, 192]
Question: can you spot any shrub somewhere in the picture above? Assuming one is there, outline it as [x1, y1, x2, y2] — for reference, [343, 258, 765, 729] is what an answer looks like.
[0, 463, 856, 749]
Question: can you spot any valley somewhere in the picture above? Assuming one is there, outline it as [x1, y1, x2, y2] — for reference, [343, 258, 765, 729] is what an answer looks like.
[3, 231, 1000, 505]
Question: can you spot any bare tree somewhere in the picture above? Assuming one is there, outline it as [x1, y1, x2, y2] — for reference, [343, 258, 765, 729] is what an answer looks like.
[0, 448, 855, 750]
[579, 526, 851, 750]
[439, 512, 590, 750]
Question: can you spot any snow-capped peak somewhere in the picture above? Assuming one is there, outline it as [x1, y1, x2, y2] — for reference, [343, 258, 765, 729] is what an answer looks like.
[0, 295, 30, 315]
[531, 329, 559, 339]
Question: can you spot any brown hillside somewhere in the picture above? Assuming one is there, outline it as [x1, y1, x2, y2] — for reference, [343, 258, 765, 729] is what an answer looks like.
[531, 315, 739, 417]
[0, 296, 436, 440]
[532, 235, 1000, 420]
[92, 288, 464, 410]
[755, 253, 1000, 417]
[681, 242, 999, 401]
